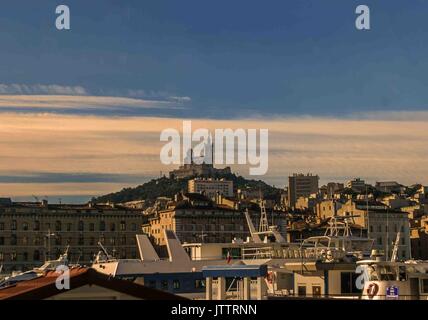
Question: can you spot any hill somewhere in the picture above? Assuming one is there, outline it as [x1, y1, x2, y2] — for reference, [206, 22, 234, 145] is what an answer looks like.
[93, 173, 282, 204]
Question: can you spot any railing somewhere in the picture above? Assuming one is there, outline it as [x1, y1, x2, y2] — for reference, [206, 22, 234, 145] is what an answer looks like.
[242, 246, 346, 261]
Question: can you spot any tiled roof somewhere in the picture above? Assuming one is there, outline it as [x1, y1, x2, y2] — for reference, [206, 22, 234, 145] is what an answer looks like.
[0, 267, 187, 300]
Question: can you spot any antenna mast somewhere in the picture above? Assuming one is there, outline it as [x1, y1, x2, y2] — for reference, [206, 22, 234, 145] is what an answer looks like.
[391, 232, 400, 262]
[259, 200, 269, 233]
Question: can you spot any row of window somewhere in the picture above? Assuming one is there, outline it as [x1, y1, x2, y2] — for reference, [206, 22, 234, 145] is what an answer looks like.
[0, 250, 137, 263]
[0, 235, 135, 246]
[145, 279, 205, 291]
[370, 224, 405, 233]
[376, 236, 406, 246]
[0, 221, 138, 232]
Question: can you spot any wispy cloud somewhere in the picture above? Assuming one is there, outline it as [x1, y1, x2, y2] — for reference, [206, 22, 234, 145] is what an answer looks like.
[0, 172, 153, 184]
[127, 89, 192, 103]
[0, 95, 183, 111]
[0, 84, 191, 115]
[0, 84, 87, 96]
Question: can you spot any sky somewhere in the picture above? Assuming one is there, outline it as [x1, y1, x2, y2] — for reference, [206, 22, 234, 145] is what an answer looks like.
[0, 0, 427, 202]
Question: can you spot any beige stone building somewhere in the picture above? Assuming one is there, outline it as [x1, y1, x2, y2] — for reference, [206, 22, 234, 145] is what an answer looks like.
[143, 193, 286, 246]
[337, 199, 411, 259]
[315, 199, 343, 221]
[0, 200, 146, 272]
[188, 178, 233, 198]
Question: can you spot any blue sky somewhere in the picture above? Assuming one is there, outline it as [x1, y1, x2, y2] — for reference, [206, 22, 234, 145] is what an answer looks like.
[1, 1, 428, 202]
[1, 0, 428, 118]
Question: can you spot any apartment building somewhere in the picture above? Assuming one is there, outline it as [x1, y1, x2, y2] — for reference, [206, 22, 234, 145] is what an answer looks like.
[143, 193, 286, 246]
[287, 173, 319, 209]
[0, 200, 146, 272]
[188, 178, 233, 198]
[337, 199, 411, 259]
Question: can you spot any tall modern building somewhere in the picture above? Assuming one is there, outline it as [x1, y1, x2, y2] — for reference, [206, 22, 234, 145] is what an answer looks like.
[287, 173, 319, 209]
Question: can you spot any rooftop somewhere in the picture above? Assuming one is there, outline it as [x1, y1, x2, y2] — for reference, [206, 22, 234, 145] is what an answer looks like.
[0, 267, 187, 300]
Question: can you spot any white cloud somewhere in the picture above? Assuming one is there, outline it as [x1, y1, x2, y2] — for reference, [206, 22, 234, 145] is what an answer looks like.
[0, 83, 87, 96]
[169, 96, 192, 103]
[0, 95, 184, 110]
[127, 89, 191, 103]
[0, 84, 191, 112]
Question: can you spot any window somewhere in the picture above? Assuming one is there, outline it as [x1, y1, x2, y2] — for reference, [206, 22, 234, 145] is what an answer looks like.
[100, 221, 105, 231]
[340, 272, 360, 294]
[23, 252, 28, 261]
[120, 236, 126, 245]
[10, 234, 17, 246]
[422, 279, 428, 294]
[55, 221, 62, 231]
[161, 280, 168, 290]
[378, 237, 383, 245]
[78, 236, 84, 246]
[312, 285, 322, 297]
[110, 237, 116, 245]
[369, 226, 373, 233]
[78, 221, 84, 231]
[89, 223, 95, 231]
[131, 223, 137, 231]
[22, 236, 28, 245]
[298, 286, 307, 297]
[67, 223, 72, 231]
[173, 280, 180, 290]
[10, 252, 17, 261]
[22, 222, 29, 231]
[0, 252, 3, 261]
[33, 236, 41, 246]
[33, 250, 41, 261]
[120, 221, 126, 231]
[195, 279, 205, 289]
[110, 223, 116, 232]
[377, 225, 382, 232]
[11, 220, 17, 231]
[222, 248, 241, 260]
[0, 222, 4, 231]
[55, 235, 62, 246]
[89, 237, 95, 246]
[34, 221, 40, 231]
[0, 237, 4, 245]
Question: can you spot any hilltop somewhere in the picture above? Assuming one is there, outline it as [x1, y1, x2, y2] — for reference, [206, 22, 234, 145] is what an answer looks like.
[93, 173, 282, 204]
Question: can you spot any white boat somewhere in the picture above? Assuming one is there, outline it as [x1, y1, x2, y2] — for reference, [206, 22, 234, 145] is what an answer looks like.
[358, 255, 428, 300]
[0, 247, 71, 288]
